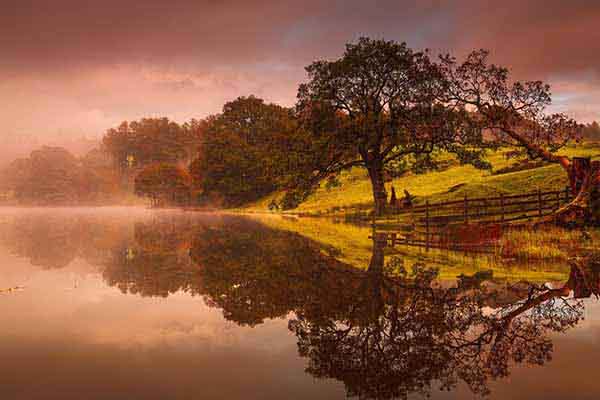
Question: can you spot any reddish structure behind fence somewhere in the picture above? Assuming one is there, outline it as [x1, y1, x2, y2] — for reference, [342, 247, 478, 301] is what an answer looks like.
[375, 186, 572, 252]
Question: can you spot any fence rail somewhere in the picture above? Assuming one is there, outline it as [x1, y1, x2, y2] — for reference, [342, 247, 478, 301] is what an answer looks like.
[376, 186, 572, 229]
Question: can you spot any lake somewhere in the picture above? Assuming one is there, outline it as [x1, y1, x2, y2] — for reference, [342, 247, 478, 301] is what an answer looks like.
[1, 207, 599, 400]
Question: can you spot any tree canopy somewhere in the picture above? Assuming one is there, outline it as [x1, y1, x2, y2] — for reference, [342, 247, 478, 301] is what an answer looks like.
[190, 96, 299, 206]
[583, 121, 600, 141]
[293, 37, 488, 215]
[134, 162, 191, 207]
[102, 117, 202, 172]
[439, 50, 599, 225]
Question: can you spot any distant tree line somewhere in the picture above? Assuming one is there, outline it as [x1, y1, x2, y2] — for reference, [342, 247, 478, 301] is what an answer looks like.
[0, 146, 120, 205]
[583, 121, 600, 141]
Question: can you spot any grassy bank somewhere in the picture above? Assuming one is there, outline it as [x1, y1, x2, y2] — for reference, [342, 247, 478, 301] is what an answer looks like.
[248, 213, 600, 282]
[244, 143, 600, 216]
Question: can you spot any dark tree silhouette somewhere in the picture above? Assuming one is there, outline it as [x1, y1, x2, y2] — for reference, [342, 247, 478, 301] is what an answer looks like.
[189, 225, 591, 399]
[189, 218, 358, 325]
[289, 236, 586, 399]
[295, 38, 487, 216]
[191, 96, 299, 207]
[440, 50, 597, 225]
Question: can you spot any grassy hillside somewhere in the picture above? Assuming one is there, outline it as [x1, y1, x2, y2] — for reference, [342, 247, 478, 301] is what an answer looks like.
[245, 143, 600, 216]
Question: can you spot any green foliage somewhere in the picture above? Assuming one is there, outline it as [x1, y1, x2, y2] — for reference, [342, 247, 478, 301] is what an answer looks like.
[452, 147, 493, 171]
[492, 160, 547, 175]
[134, 163, 191, 206]
[191, 96, 299, 206]
[268, 199, 280, 211]
[384, 158, 409, 178]
[410, 153, 442, 175]
[293, 37, 489, 214]
[102, 117, 201, 172]
[279, 189, 309, 210]
[324, 175, 342, 190]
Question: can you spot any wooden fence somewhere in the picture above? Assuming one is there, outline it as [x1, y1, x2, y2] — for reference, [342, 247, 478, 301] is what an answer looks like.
[375, 223, 503, 254]
[372, 187, 572, 253]
[377, 186, 572, 228]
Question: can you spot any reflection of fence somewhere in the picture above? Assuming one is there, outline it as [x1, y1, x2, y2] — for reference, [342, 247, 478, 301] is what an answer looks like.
[375, 225, 501, 254]
[373, 186, 572, 253]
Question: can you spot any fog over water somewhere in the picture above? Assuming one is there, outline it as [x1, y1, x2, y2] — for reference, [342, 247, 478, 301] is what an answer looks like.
[0, 207, 600, 399]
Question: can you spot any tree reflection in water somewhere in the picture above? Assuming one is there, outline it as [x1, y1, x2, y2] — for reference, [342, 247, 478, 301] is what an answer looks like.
[288, 234, 588, 398]
[101, 217, 206, 297]
[191, 226, 596, 399]
[2, 213, 598, 398]
[0, 214, 82, 269]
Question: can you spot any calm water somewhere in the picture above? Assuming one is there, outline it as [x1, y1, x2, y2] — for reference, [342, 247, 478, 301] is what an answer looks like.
[1, 207, 600, 400]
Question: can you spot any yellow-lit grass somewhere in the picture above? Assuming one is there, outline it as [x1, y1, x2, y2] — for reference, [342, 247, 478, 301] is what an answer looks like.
[499, 226, 599, 262]
[249, 214, 574, 282]
[244, 143, 600, 216]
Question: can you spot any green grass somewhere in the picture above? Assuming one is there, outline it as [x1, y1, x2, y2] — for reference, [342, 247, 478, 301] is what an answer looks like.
[249, 214, 588, 282]
[241, 143, 600, 283]
[244, 142, 600, 216]
[498, 225, 600, 262]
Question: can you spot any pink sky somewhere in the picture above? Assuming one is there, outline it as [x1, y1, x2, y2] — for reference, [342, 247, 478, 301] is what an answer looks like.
[1, 0, 599, 148]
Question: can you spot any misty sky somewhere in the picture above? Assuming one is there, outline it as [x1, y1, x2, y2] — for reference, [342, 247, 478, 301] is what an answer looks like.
[2, 0, 600, 147]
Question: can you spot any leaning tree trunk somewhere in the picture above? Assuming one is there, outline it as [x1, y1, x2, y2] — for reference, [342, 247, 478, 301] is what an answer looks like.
[553, 157, 600, 227]
[566, 253, 600, 298]
[367, 159, 388, 217]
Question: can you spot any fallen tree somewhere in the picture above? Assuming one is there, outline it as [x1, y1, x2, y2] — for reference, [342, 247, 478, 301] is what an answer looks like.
[441, 50, 599, 226]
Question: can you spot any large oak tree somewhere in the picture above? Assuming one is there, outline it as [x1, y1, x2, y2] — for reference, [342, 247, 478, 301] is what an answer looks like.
[295, 38, 486, 215]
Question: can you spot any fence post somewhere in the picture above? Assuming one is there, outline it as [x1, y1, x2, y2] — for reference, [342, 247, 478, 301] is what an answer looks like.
[537, 188, 542, 217]
[500, 193, 505, 224]
[565, 185, 570, 203]
[425, 200, 430, 252]
[463, 194, 468, 225]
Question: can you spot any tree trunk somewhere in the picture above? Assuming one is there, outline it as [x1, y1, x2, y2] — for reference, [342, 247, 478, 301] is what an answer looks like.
[567, 253, 600, 298]
[367, 160, 387, 216]
[363, 232, 387, 318]
[368, 233, 387, 274]
[553, 158, 600, 227]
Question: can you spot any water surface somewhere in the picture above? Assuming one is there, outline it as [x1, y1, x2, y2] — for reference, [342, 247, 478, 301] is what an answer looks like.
[1, 208, 599, 399]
